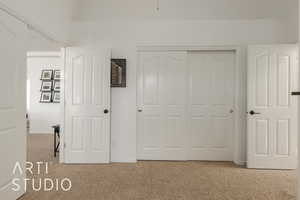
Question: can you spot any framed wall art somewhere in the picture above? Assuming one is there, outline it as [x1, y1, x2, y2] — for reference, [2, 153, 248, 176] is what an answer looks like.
[40, 81, 53, 92]
[53, 70, 61, 80]
[53, 81, 60, 91]
[111, 59, 126, 88]
[40, 92, 52, 103]
[52, 92, 60, 103]
[41, 69, 53, 80]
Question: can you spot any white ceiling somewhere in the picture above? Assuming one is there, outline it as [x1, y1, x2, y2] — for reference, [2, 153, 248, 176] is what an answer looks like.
[72, 0, 298, 20]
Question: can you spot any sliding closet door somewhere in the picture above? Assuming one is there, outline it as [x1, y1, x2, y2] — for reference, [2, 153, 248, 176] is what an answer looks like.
[187, 51, 235, 161]
[137, 51, 188, 160]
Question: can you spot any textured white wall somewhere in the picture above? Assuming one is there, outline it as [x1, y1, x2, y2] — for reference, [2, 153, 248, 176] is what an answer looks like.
[69, 18, 298, 163]
[27, 52, 62, 134]
[0, 0, 73, 43]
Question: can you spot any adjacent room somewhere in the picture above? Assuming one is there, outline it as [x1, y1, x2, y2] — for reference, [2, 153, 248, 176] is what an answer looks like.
[0, 0, 299, 200]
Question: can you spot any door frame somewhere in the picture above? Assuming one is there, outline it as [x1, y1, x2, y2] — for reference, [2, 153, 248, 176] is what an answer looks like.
[136, 45, 244, 165]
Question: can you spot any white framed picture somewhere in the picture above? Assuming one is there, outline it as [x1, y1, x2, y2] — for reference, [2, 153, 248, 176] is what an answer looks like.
[54, 70, 61, 80]
[40, 92, 52, 103]
[53, 81, 60, 91]
[40, 81, 52, 92]
[52, 92, 60, 103]
[41, 70, 53, 80]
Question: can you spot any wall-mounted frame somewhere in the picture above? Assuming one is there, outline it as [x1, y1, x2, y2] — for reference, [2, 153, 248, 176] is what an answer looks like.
[52, 92, 60, 103]
[40, 81, 52, 92]
[40, 92, 52, 103]
[53, 81, 60, 91]
[111, 59, 126, 88]
[53, 70, 61, 80]
[41, 69, 53, 80]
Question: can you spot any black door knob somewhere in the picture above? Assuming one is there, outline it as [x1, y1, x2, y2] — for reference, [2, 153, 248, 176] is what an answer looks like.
[249, 110, 261, 115]
[104, 109, 109, 114]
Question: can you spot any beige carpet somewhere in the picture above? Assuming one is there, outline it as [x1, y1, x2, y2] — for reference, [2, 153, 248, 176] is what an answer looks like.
[20, 134, 296, 200]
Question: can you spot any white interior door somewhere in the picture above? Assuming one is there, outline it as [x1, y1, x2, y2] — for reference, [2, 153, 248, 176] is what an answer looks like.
[137, 51, 188, 160]
[0, 11, 27, 200]
[247, 45, 299, 169]
[187, 51, 235, 161]
[65, 47, 111, 163]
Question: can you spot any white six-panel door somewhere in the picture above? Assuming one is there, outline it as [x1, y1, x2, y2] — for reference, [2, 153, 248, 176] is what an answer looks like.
[0, 10, 27, 200]
[247, 45, 299, 169]
[137, 50, 235, 161]
[65, 47, 111, 163]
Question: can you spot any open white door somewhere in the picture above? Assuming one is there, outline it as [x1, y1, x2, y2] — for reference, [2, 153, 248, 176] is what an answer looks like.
[0, 10, 27, 200]
[247, 45, 299, 169]
[65, 47, 111, 163]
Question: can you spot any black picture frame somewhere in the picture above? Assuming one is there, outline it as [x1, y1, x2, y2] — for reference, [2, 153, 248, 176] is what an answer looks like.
[40, 81, 53, 92]
[53, 70, 61, 80]
[52, 92, 60, 103]
[111, 59, 126, 88]
[40, 92, 52, 103]
[41, 69, 53, 80]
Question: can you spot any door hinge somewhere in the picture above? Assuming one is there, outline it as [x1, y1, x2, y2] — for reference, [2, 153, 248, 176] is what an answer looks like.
[64, 142, 66, 149]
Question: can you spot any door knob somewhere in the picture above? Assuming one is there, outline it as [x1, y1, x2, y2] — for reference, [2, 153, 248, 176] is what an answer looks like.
[138, 109, 143, 112]
[104, 109, 109, 114]
[248, 110, 261, 115]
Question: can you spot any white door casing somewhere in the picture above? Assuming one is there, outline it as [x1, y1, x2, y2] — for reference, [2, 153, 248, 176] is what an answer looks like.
[137, 51, 188, 160]
[0, 10, 27, 200]
[65, 47, 111, 163]
[187, 51, 235, 161]
[137, 50, 236, 161]
[247, 45, 299, 169]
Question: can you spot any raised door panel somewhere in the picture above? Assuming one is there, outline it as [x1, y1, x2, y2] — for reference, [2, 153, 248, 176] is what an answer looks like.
[277, 55, 290, 107]
[255, 119, 269, 155]
[142, 55, 160, 106]
[275, 119, 289, 156]
[255, 54, 270, 108]
[72, 55, 84, 105]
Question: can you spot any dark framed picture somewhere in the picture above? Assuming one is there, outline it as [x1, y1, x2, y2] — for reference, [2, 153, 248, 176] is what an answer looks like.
[53, 81, 60, 91]
[40, 92, 52, 103]
[41, 70, 53, 80]
[53, 70, 61, 80]
[40, 81, 53, 92]
[111, 59, 126, 88]
[52, 92, 60, 103]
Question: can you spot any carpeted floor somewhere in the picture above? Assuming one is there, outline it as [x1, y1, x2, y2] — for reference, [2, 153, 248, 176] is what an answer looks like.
[20, 134, 297, 200]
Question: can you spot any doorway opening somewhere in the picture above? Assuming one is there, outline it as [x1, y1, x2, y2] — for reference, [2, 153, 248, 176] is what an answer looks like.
[26, 51, 63, 164]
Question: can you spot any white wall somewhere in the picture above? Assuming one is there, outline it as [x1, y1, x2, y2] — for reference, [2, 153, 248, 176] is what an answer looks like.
[0, 0, 73, 43]
[8, 0, 297, 162]
[68, 17, 298, 163]
[27, 52, 62, 134]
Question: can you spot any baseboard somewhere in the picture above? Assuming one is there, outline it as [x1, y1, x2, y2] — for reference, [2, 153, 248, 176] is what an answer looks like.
[233, 160, 246, 166]
[110, 158, 137, 163]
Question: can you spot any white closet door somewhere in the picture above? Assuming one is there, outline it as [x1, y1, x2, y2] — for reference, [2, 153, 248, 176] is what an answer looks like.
[137, 51, 188, 160]
[187, 51, 235, 161]
[65, 47, 111, 163]
[247, 45, 298, 169]
[0, 10, 27, 200]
